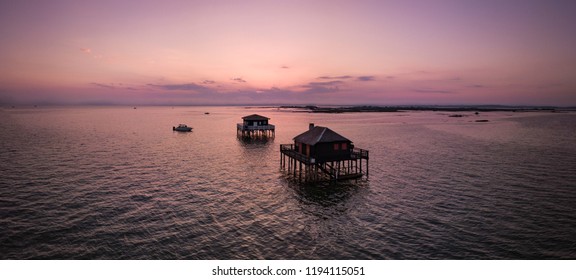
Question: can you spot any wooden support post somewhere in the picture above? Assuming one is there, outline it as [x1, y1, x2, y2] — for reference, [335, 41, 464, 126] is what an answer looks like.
[366, 158, 369, 177]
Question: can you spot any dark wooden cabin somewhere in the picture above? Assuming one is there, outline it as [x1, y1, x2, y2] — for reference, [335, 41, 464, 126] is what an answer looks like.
[280, 123, 369, 182]
[293, 123, 353, 163]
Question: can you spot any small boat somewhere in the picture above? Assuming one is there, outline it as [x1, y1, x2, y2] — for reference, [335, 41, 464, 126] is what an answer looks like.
[173, 124, 192, 132]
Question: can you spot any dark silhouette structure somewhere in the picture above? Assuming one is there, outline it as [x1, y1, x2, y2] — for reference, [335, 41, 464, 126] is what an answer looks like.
[280, 123, 369, 182]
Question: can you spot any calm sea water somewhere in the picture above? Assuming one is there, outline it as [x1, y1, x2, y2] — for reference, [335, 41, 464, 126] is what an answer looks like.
[1, 106, 575, 259]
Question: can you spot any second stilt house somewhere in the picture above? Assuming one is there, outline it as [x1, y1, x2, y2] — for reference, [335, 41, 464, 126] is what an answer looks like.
[237, 114, 275, 138]
[280, 123, 369, 182]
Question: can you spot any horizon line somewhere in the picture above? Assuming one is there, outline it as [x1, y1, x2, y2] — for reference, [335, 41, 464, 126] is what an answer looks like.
[2, 103, 574, 109]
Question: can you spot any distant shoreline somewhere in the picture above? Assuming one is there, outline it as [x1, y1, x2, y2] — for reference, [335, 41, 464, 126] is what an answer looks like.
[3, 104, 575, 113]
[278, 105, 573, 113]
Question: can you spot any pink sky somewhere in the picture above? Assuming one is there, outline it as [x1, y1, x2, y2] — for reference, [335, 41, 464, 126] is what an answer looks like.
[1, 0, 575, 106]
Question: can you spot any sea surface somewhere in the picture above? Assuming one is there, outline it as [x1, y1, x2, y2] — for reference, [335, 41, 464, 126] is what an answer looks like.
[1, 106, 575, 259]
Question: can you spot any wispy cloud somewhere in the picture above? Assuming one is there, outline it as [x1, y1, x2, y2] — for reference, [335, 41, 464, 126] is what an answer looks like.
[357, 76, 375, 81]
[80, 48, 92, 54]
[318, 75, 375, 82]
[148, 83, 210, 92]
[232, 77, 246, 83]
[302, 80, 343, 94]
[414, 88, 454, 94]
[306, 81, 344, 87]
[202, 80, 216, 84]
[91, 82, 114, 89]
[318, 75, 353, 80]
[91, 83, 138, 90]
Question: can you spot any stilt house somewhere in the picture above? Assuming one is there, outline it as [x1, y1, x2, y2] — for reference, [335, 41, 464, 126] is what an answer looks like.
[237, 114, 275, 137]
[280, 123, 369, 182]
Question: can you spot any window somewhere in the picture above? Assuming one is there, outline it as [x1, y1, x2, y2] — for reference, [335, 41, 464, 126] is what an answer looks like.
[334, 143, 339, 150]
[341, 143, 347, 150]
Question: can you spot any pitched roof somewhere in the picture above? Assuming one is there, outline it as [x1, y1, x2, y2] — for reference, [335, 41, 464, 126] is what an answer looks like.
[242, 114, 270, 121]
[293, 126, 351, 146]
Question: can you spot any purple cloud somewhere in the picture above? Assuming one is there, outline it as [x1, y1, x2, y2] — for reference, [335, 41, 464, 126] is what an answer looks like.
[91, 83, 138, 90]
[148, 83, 210, 92]
[414, 88, 454, 94]
[91, 82, 115, 89]
[302, 80, 343, 94]
[357, 76, 375, 81]
[317, 75, 353, 80]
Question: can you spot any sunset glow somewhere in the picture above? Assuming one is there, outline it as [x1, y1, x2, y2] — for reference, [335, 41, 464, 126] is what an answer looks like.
[1, 0, 575, 106]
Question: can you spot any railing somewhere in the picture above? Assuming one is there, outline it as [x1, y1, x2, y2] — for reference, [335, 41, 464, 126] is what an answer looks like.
[352, 148, 369, 159]
[282, 144, 369, 162]
[280, 144, 311, 164]
[237, 123, 275, 130]
[280, 144, 294, 151]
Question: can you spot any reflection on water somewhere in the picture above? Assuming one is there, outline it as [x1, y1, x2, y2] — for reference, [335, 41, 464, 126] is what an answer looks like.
[286, 176, 368, 208]
[237, 135, 275, 146]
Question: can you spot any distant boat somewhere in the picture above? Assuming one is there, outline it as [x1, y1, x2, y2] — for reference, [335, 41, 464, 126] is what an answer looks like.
[204, 112, 210, 115]
[173, 124, 192, 132]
